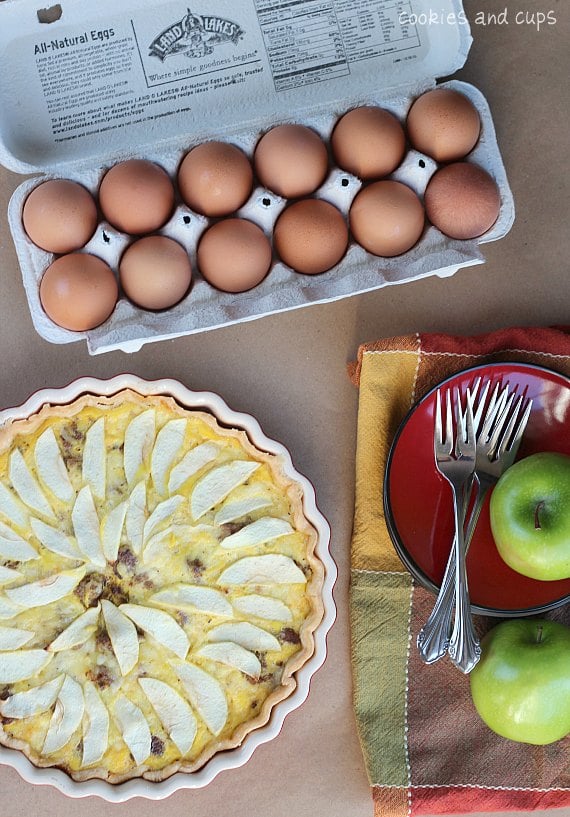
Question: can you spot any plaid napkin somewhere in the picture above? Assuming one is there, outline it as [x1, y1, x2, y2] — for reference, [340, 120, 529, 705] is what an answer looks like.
[348, 326, 570, 817]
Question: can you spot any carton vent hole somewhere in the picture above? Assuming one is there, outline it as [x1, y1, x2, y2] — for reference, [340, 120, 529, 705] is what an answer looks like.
[37, 4, 62, 23]
[262, 197, 271, 207]
[418, 159, 426, 169]
[102, 231, 110, 244]
[341, 178, 349, 187]
[183, 215, 191, 224]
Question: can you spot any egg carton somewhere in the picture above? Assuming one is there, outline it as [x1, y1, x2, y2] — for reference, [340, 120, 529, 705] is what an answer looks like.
[1, 0, 514, 354]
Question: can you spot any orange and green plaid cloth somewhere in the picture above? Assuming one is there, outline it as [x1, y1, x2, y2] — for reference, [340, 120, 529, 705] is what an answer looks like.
[348, 326, 570, 817]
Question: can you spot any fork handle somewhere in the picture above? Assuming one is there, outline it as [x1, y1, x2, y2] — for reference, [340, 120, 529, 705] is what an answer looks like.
[417, 480, 485, 663]
[447, 485, 481, 673]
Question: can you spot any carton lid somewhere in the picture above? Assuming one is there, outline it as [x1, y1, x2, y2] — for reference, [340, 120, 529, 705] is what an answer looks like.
[0, 0, 471, 174]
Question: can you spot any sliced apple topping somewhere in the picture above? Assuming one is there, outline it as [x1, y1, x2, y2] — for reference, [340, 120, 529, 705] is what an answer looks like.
[0, 566, 22, 586]
[197, 642, 261, 679]
[82, 681, 110, 768]
[5, 567, 86, 608]
[101, 500, 128, 563]
[126, 481, 147, 555]
[34, 428, 75, 504]
[167, 441, 220, 494]
[172, 661, 228, 736]
[82, 418, 106, 500]
[0, 596, 20, 621]
[72, 487, 105, 567]
[141, 529, 172, 564]
[232, 594, 293, 623]
[139, 677, 197, 756]
[124, 409, 156, 488]
[119, 604, 189, 659]
[48, 606, 100, 652]
[113, 693, 152, 766]
[9, 449, 55, 521]
[0, 482, 29, 529]
[143, 495, 184, 543]
[207, 621, 280, 652]
[214, 495, 272, 526]
[191, 461, 260, 520]
[43, 675, 84, 755]
[101, 599, 139, 677]
[218, 554, 307, 586]
[150, 584, 233, 617]
[0, 520, 38, 561]
[31, 517, 83, 562]
[0, 649, 53, 683]
[0, 674, 64, 719]
[151, 419, 187, 496]
[220, 517, 293, 550]
[0, 625, 34, 650]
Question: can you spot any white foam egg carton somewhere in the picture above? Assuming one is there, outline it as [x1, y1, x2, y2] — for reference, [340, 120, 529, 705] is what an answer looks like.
[0, 0, 514, 354]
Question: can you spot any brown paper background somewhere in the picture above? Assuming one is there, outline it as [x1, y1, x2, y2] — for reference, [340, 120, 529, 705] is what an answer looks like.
[0, 1, 568, 814]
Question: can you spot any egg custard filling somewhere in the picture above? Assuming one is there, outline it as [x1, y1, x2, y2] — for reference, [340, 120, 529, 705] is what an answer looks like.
[0, 390, 324, 783]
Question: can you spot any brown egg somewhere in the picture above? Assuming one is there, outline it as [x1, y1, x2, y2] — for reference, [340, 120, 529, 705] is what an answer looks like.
[425, 162, 501, 240]
[331, 106, 406, 180]
[197, 219, 272, 293]
[350, 181, 425, 257]
[254, 124, 328, 198]
[39, 253, 118, 331]
[178, 142, 253, 217]
[273, 199, 348, 275]
[22, 179, 98, 254]
[98, 159, 175, 234]
[406, 88, 481, 162]
[119, 236, 192, 310]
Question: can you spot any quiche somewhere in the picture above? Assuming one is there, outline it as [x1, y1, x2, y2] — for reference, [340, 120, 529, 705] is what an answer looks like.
[0, 389, 324, 783]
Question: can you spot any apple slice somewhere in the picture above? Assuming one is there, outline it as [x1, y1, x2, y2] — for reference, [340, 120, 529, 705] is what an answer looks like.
[207, 621, 280, 652]
[82, 418, 106, 500]
[141, 529, 172, 564]
[168, 441, 220, 494]
[197, 642, 261, 679]
[0, 566, 22, 586]
[218, 554, 307, 586]
[191, 461, 260, 520]
[119, 604, 189, 659]
[151, 419, 187, 496]
[72, 487, 105, 567]
[126, 481, 147, 556]
[0, 649, 52, 683]
[172, 661, 228, 736]
[150, 584, 233, 617]
[48, 606, 100, 652]
[0, 520, 38, 561]
[232, 594, 293, 622]
[220, 517, 293, 550]
[5, 567, 86, 608]
[31, 517, 84, 562]
[42, 675, 85, 755]
[101, 599, 139, 677]
[34, 428, 75, 504]
[124, 409, 156, 488]
[0, 482, 29, 529]
[214, 495, 272, 526]
[82, 681, 110, 767]
[139, 677, 197, 756]
[113, 694, 152, 766]
[101, 501, 128, 563]
[0, 625, 35, 650]
[9, 449, 55, 520]
[0, 596, 20, 621]
[143, 495, 184, 543]
[0, 674, 64, 718]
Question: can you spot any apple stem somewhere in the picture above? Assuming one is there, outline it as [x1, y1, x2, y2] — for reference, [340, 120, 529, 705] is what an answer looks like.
[534, 500, 545, 530]
[536, 624, 543, 644]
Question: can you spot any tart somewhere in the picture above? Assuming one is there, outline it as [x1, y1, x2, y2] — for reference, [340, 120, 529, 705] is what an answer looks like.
[0, 388, 325, 783]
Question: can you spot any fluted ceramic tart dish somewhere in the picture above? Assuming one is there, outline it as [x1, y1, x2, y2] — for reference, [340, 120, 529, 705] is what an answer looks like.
[0, 375, 335, 801]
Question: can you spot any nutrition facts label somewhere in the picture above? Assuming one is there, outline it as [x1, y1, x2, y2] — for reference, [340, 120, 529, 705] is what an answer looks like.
[254, 0, 421, 90]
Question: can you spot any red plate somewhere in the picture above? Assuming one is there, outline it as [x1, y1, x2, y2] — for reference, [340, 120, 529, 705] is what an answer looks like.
[384, 362, 570, 615]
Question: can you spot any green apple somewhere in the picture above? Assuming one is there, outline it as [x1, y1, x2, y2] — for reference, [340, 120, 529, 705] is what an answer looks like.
[489, 452, 570, 581]
[470, 618, 570, 744]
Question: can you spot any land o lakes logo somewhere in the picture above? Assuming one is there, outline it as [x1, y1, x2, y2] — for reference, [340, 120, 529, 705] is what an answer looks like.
[149, 9, 245, 61]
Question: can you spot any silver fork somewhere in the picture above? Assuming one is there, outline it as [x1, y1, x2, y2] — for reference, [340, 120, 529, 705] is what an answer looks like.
[418, 381, 513, 665]
[432, 388, 479, 673]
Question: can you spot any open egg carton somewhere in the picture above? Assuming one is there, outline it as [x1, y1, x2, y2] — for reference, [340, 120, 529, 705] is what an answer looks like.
[0, 0, 514, 354]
